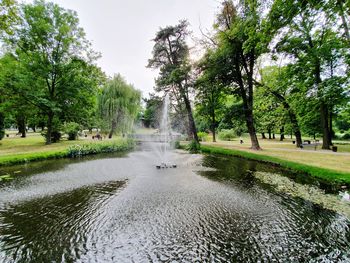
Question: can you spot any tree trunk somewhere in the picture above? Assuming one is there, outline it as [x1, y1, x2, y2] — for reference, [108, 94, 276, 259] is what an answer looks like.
[183, 95, 199, 143]
[46, 112, 54, 145]
[0, 112, 5, 140]
[270, 91, 302, 148]
[273, 133, 275, 139]
[262, 132, 266, 139]
[109, 119, 117, 139]
[320, 102, 331, 149]
[268, 129, 272, 139]
[295, 129, 302, 148]
[337, 0, 350, 44]
[245, 108, 261, 150]
[280, 126, 285, 141]
[17, 116, 26, 138]
[329, 109, 333, 146]
[211, 113, 216, 142]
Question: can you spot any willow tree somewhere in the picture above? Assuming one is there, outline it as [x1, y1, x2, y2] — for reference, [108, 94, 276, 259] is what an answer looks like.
[148, 20, 199, 143]
[98, 74, 141, 138]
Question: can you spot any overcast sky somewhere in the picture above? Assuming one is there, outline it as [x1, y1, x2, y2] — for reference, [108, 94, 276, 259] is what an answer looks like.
[25, 0, 220, 97]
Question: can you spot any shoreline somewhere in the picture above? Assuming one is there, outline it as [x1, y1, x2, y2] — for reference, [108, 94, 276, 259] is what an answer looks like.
[0, 139, 135, 167]
[197, 144, 350, 186]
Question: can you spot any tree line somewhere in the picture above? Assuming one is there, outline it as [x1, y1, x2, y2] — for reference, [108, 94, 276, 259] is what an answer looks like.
[0, 0, 140, 144]
[147, 0, 350, 150]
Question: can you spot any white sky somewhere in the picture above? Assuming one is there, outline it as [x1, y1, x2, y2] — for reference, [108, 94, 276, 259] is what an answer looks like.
[24, 0, 220, 97]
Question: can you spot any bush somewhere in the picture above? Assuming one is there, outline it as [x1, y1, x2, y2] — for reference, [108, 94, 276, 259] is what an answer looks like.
[186, 140, 201, 153]
[174, 140, 181, 149]
[42, 130, 62, 143]
[64, 122, 80, 140]
[197, 132, 208, 142]
[67, 139, 135, 157]
[342, 132, 350, 140]
[218, 129, 237, 141]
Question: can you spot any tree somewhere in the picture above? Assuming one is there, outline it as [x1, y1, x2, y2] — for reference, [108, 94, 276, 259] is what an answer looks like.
[269, 0, 348, 149]
[209, 0, 272, 150]
[8, 0, 99, 144]
[143, 94, 162, 128]
[148, 20, 199, 143]
[259, 66, 303, 147]
[195, 50, 226, 142]
[98, 74, 141, 138]
[0, 0, 19, 35]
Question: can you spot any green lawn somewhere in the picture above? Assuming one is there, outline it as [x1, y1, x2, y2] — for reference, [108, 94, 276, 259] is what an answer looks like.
[0, 131, 132, 166]
[201, 136, 350, 173]
[196, 135, 350, 184]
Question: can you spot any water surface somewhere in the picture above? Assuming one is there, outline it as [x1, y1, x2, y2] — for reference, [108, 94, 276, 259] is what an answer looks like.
[0, 144, 349, 262]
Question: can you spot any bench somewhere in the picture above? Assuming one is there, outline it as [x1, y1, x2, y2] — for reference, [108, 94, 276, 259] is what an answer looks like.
[300, 141, 320, 150]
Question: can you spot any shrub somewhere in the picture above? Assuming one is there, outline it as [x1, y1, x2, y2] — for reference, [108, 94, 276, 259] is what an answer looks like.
[342, 132, 350, 140]
[42, 130, 61, 143]
[174, 140, 181, 149]
[197, 132, 208, 142]
[67, 139, 135, 157]
[186, 140, 200, 153]
[64, 122, 80, 140]
[218, 129, 237, 141]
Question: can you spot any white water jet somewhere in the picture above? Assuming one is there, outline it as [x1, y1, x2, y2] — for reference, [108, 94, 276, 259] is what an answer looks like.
[156, 94, 176, 169]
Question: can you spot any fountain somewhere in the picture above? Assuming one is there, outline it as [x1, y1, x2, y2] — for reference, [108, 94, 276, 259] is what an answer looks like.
[156, 93, 177, 169]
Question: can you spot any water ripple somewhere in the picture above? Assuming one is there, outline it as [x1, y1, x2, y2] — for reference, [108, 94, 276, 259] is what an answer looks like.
[0, 148, 349, 262]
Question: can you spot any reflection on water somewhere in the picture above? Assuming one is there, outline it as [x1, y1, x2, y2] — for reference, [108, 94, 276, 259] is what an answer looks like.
[0, 144, 349, 262]
[0, 181, 126, 262]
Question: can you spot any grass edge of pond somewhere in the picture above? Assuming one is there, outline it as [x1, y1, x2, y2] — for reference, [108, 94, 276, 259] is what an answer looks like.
[197, 144, 350, 185]
[0, 139, 135, 167]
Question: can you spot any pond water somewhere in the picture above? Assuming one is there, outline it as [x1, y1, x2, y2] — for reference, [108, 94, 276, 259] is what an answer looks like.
[0, 143, 349, 262]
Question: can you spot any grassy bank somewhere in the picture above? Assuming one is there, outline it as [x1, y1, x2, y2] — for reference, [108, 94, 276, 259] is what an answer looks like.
[199, 144, 350, 185]
[0, 134, 134, 166]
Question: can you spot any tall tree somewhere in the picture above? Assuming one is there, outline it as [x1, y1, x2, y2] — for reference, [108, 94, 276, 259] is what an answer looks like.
[259, 66, 303, 147]
[148, 20, 199, 143]
[143, 94, 162, 129]
[210, 0, 271, 150]
[98, 74, 141, 138]
[270, 0, 348, 149]
[8, 0, 99, 144]
[0, 0, 19, 35]
[195, 50, 226, 142]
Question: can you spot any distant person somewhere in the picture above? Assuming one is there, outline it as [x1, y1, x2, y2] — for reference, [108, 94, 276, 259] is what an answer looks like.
[239, 137, 244, 144]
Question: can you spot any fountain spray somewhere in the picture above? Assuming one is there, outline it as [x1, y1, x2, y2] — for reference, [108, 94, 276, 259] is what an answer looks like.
[156, 94, 177, 169]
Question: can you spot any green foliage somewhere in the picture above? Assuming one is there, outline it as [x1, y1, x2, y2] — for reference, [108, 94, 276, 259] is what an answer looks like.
[4, 0, 101, 144]
[143, 94, 162, 128]
[186, 140, 201, 153]
[67, 139, 134, 157]
[0, 139, 134, 166]
[0, 150, 68, 167]
[0, 0, 20, 35]
[218, 129, 237, 141]
[148, 20, 199, 142]
[98, 74, 141, 138]
[41, 117, 62, 143]
[342, 132, 350, 140]
[174, 140, 181, 149]
[64, 122, 80, 140]
[197, 132, 208, 142]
